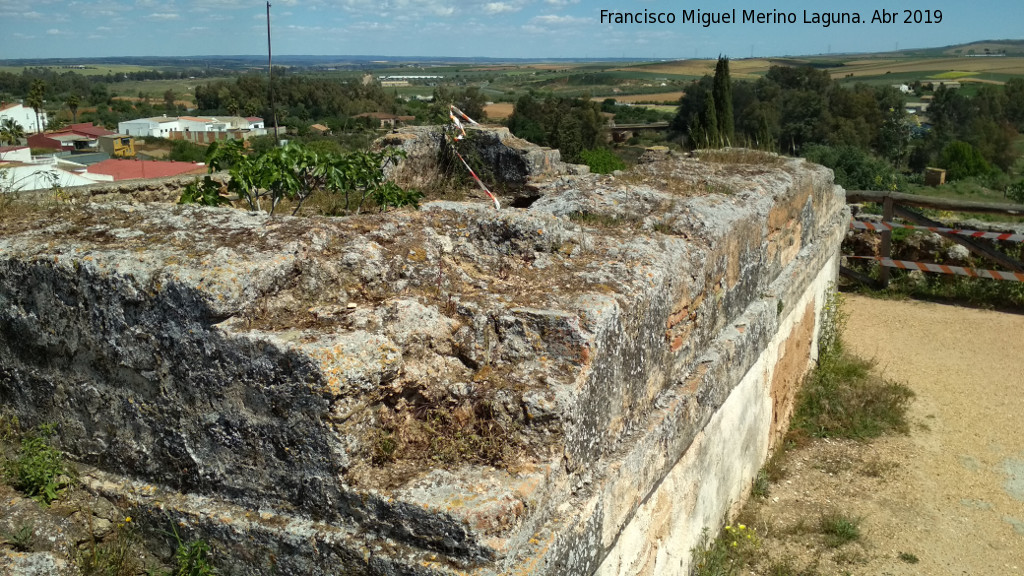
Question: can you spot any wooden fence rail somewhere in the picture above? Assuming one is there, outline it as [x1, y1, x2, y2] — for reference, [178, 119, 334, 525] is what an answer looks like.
[843, 190, 1024, 288]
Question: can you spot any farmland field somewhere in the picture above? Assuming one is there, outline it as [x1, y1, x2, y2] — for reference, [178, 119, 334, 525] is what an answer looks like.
[0, 64, 152, 76]
[482, 102, 514, 120]
[603, 92, 685, 104]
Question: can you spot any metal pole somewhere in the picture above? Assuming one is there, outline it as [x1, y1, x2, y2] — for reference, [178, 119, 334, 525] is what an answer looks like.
[267, 2, 279, 143]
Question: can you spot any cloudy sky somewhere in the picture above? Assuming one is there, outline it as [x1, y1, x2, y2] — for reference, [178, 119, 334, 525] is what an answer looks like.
[0, 0, 1020, 60]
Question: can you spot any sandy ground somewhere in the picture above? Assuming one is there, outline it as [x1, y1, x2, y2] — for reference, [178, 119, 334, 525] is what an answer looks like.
[743, 294, 1024, 575]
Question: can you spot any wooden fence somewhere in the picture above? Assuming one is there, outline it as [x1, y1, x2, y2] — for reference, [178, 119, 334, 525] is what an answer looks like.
[843, 190, 1024, 288]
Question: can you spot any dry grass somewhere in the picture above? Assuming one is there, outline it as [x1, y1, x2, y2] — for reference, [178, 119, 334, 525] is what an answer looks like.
[601, 91, 684, 104]
[831, 56, 1024, 79]
[482, 102, 514, 119]
[613, 58, 779, 79]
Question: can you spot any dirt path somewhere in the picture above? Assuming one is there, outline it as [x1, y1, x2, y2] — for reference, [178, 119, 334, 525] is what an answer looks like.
[743, 295, 1024, 575]
[843, 295, 1024, 574]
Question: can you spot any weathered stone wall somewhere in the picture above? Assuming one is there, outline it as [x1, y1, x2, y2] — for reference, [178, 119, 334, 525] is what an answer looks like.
[0, 139, 847, 575]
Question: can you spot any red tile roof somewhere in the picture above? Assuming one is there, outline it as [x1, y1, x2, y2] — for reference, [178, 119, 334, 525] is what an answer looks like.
[88, 159, 206, 181]
[69, 123, 115, 137]
[0, 145, 28, 152]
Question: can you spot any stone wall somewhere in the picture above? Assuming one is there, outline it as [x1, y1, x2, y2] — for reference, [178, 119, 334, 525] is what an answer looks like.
[0, 138, 848, 575]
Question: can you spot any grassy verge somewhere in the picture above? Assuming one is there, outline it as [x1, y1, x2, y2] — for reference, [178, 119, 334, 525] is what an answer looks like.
[692, 288, 914, 575]
[789, 343, 914, 441]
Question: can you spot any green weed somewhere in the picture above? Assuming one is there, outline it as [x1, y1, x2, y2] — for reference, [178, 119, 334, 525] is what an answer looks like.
[567, 211, 640, 228]
[3, 424, 75, 504]
[170, 539, 218, 576]
[3, 524, 34, 552]
[78, 519, 143, 576]
[898, 551, 920, 564]
[0, 412, 20, 442]
[791, 345, 914, 440]
[690, 524, 759, 576]
[751, 468, 771, 498]
[818, 512, 861, 548]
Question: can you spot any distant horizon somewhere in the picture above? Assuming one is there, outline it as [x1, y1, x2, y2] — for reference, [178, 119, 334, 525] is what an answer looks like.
[3, 37, 1023, 66]
[1, 0, 1020, 61]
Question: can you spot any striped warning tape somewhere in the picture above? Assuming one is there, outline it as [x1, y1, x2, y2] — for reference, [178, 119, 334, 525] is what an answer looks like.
[847, 256, 1024, 282]
[850, 220, 1024, 243]
[446, 104, 500, 210]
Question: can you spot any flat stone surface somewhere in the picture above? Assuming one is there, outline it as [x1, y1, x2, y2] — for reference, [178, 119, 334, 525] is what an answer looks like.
[0, 146, 847, 575]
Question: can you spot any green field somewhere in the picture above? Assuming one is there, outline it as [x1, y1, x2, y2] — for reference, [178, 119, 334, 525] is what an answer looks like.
[0, 64, 154, 76]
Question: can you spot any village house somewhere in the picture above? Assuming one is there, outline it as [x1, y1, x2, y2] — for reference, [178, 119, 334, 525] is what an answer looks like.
[118, 115, 182, 138]
[27, 122, 118, 153]
[0, 102, 48, 133]
[353, 112, 416, 129]
[118, 115, 267, 143]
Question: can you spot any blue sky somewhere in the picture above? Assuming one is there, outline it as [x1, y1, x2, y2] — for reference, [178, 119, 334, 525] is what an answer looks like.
[0, 0, 1020, 60]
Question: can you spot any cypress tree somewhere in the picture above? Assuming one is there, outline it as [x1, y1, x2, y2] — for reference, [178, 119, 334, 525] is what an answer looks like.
[713, 56, 734, 145]
[701, 91, 719, 148]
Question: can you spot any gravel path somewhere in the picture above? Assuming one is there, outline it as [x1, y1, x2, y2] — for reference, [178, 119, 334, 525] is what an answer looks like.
[841, 294, 1024, 575]
[742, 294, 1024, 575]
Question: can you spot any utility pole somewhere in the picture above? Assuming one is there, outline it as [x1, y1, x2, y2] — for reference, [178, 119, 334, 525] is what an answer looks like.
[267, 1, 279, 144]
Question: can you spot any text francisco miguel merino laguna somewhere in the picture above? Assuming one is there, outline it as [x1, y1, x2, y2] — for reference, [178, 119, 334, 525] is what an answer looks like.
[598, 8, 938, 27]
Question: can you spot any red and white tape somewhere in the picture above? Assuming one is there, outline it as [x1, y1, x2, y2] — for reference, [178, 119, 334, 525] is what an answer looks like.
[446, 105, 500, 210]
[847, 256, 1024, 282]
[850, 220, 1024, 243]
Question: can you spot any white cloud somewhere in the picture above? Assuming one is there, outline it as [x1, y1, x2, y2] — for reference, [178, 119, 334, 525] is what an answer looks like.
[46, 28, 62, 35]
[483, 2, 518, 14]
[544, 0, 579, 5]
[149, 12, 180, 19]
[531, 14, 586, 25]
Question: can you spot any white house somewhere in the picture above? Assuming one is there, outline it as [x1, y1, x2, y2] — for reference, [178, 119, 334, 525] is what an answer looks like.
[0, 102, 48, 133]
[0, 163, 103, 193]
[247, 117, 265, 130]
[117, 115, 181, 138]
[178, 116, 216, 133]
[0, 145, 32, 163]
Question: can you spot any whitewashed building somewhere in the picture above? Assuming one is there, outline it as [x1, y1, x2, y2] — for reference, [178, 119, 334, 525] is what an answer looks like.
[0, 102, 48, 133]
[0, 162, 105, 193]
[118, 116, 182, 138]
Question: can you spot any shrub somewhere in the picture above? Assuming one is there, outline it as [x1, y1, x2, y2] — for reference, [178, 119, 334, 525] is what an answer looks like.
[938, 140, 991, 181]
[818, 512, 862, 548]
[579, 148, 627, 174]
[791, 289, 914, 440]
[802, 144, 906, 191]
[691, 524, 760, 576]
[178, 176, 230, 207]
[3, 424, 74, 504]
[1007, 179, 1024, 204]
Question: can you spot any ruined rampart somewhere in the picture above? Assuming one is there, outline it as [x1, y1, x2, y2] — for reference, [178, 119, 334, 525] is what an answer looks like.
[0, 132, 848, 575]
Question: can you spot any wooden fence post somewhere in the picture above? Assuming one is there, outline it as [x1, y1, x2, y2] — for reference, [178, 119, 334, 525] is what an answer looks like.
[879, 195, 893, 288]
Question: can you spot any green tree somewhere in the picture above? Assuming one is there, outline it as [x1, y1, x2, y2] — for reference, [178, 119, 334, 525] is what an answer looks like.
[712, 56, 734, 144]
[25, 80, 45, 134]
[66, 94, 80, 124]
[803, 144, 906, 191]
[693, 91, 719, 148]
[877, 106, 911, 167]
[163, 89, 176, 112]
[0, 118, 25, 145]
[1005, 78, 1024, 130]
[938, 140, 991, 181]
